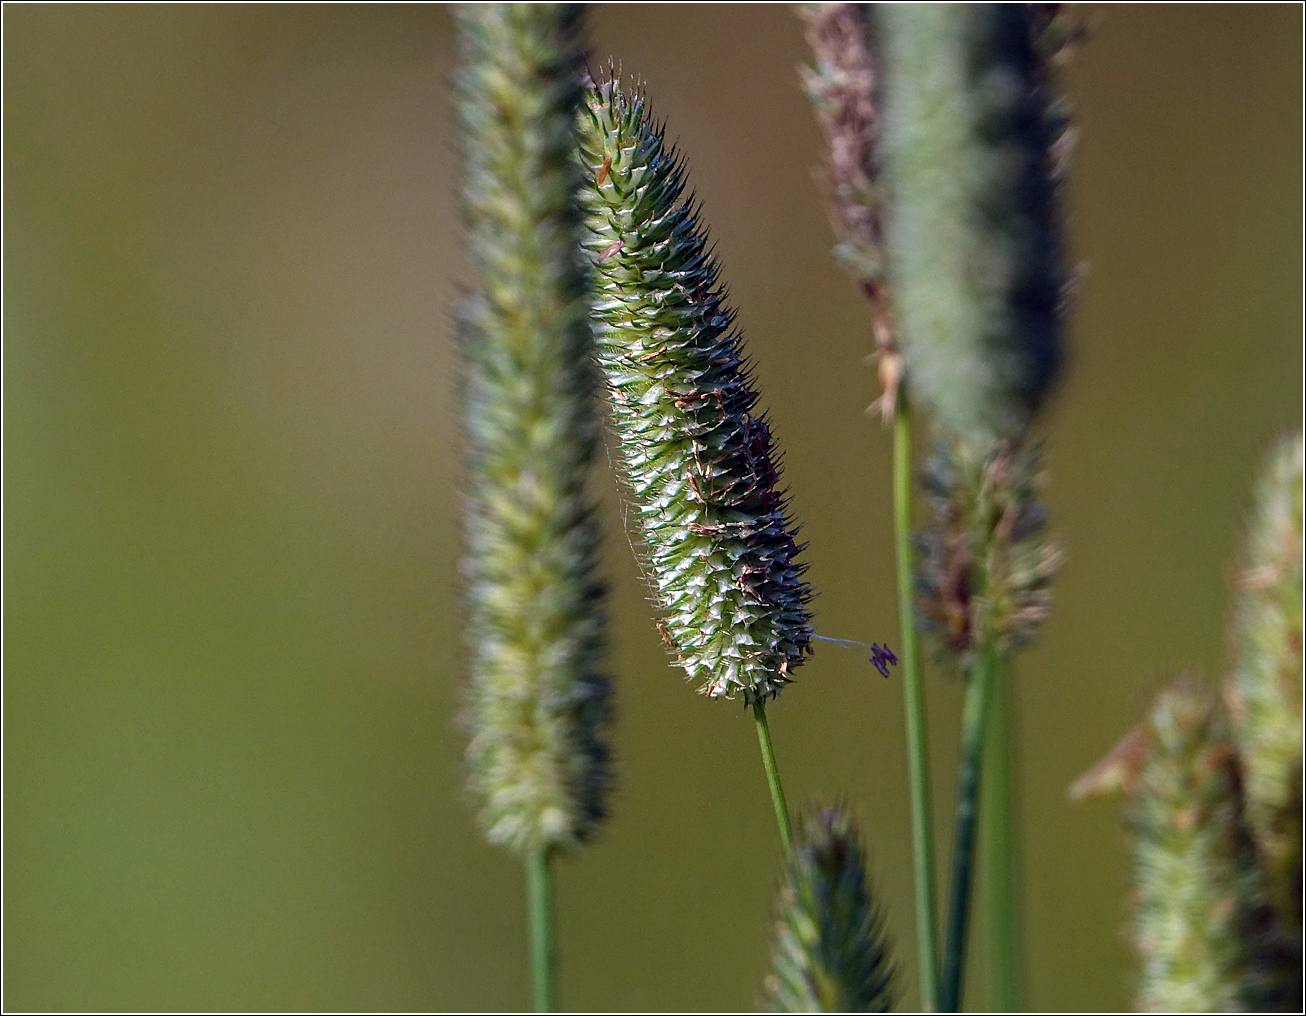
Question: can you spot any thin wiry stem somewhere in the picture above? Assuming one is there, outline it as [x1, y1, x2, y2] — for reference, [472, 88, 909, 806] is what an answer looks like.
[939, 643, 999, 1012]
[894, 399, 941, 1011]
[983, 663, 1020, 1010]
[754, 699, 793, 852]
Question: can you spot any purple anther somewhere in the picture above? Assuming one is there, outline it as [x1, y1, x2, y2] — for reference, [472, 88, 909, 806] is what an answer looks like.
[867, 643, 897, 678]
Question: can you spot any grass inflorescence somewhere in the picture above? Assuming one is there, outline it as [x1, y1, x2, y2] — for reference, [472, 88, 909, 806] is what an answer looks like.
[880, 3, 1069, 448]
[1225, 431, 1304, 935]
[576, 72, 813, 705]
[458, 1, 612, 862]
[765, 807, 895, 1013]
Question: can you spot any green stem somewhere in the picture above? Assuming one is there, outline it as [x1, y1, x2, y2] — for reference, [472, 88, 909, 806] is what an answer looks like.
[894, 399, 941, 1011]
[753, 699, 792, 851]
[527, 849, 556, 1012]
[939, 644, 999, 1012]
[983, 663, 1020, 1010]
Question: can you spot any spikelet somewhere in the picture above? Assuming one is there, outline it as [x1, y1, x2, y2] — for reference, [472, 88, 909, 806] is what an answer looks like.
[915, 437, 1061, 669]
[764, 808, 895, 1013]
[1126, 679, 1292, 1012]
[576, 74, 814, 704]
[458, 4, 611, 856]
[1224, 431, 1304, 936]
[879, 4, 1067, 446]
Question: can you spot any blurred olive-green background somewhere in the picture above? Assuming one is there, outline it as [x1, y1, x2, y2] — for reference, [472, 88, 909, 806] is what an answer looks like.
[4, 4, 1300, 1011]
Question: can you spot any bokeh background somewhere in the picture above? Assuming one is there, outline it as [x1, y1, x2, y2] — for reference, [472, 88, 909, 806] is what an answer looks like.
[4, 4, 1301, 1011]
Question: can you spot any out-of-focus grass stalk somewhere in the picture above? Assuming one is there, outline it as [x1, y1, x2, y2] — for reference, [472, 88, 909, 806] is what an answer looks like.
[1072, 435, 1302, 1009]
[1225, 431, 1304, 943]
[1075, 676, 1295, 1011]
[527, 850, 556, 1013]
[881, 4, 1072, 1006]
[917, 438, 1059, 1012]
[915, 438, 1059, 1011]
[1129, 681, 1292, 1011]
[879, 5, 1065, 448]
[939, 643, 998, 1012]
[982, 665, 1019, 1010]
[893, 400, 940, 1010]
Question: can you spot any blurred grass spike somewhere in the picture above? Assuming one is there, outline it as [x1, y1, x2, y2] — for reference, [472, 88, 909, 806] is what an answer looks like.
[924, 434, 1060, 1011]
[1223, 430, 1303, 946]
[797, 2, 884, 296]
[764, 807, 895, 1013]
[916, 437, 1062, 669]
[457, 1, 611, 861]
[879, 3, 1070, 447]
[1121, 677, 1294, 1012]
[796, 2, 900, 421]
[576, 71, 814, 706]
[1073, 432, 1304, 1012]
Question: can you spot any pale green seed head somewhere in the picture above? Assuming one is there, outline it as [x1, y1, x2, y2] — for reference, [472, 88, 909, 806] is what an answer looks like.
[458, 3, 611, 857]
[1225, 430, 1303, 932]
[880, 4, 1066, 446]
[1129, 679, 1293, 1012]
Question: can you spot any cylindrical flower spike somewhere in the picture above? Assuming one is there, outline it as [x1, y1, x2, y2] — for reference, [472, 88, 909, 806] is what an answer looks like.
[915, 437, 1062, 669]
[1076, 677, 1294, 1012]
[879, 4, 1068, 446]
[796, 3, 904, 422]
[764, 808, 895, 1013]
[458, 3, 611, 857]
[576, 74, 814, 704]
[1224, 431, 1304, 934]
[798, 3, 885, 299]
[1130, 679, 1292, 1012]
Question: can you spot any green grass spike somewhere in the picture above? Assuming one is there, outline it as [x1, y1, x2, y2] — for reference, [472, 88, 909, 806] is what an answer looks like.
[764, 807, 895, 1013]
[576, 73, 813, 705]
[458, 3, 611, 858]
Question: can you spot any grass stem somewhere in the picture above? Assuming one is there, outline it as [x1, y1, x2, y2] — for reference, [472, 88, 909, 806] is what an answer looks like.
[753, 699, 793, 851]
[894, 400, 941, 1011]
[983, 662, 1020, 1010]
[526, 849, 556, 1012]
[939, 644, 999, 1011]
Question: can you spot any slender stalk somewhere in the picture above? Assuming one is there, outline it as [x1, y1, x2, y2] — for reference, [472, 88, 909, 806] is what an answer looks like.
[984, 663, 1020, 1010]
[526, 849, 556, 1013]
[939, 644, 999, 1012]
[753, 699, 793, 851]
[893, 399, 941, 1011]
